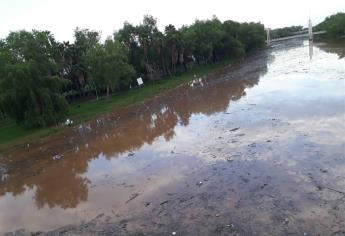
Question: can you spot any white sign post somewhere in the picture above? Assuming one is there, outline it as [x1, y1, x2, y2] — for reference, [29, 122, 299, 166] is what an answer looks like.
[137, 77, 144, 86]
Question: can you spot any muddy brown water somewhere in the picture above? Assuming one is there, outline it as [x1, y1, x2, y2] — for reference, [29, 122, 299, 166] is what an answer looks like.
[0, 40, 345, 235]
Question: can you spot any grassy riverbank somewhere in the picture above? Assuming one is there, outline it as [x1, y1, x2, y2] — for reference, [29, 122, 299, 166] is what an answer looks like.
[0, 61, 230, 151]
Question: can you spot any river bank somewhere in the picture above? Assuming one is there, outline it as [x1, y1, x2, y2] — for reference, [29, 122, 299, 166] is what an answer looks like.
[0, 59, 237, 151]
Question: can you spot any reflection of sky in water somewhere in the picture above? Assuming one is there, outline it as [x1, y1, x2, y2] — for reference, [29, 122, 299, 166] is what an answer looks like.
[155, 41, 345, 158]
[0, 40, 344, 233]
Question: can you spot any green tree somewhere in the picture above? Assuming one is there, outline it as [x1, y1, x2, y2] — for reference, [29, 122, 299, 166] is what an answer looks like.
[315, 12, 345, 38]
[0, 30, 69, 127]
[57, 28, 101, 99]
[0, 15, 271, 127]
[87, 39, 135, 97]
[182, 17, 224, 63]
[115, 22, 145, 79]
[238, 22, 265, 53]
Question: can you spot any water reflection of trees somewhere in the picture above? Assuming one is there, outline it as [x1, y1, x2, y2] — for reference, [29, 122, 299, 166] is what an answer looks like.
[0, 52, 268, 209]
[315, 40, 345, 59]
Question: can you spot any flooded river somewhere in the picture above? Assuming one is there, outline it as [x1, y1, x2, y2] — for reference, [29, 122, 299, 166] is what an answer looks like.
[0, 40, 345, 235]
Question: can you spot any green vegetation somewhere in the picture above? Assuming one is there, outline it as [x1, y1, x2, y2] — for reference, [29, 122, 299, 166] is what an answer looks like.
[315, 12, 345, 38]
[270, 26, 304, 39]
[0, 15, 266, 148]
[0, 60, 229, 149]
[0, 31, 69, 127]
[0, 119, 59, 149]
[68, 61, 227, 121]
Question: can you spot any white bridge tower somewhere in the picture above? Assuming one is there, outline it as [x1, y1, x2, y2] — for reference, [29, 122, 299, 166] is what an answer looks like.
[265, 28, 271, 45]
[308, 19, 313, 41]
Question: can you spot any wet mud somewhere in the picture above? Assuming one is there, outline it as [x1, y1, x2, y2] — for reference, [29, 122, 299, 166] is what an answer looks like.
[1, 40, 345, 235]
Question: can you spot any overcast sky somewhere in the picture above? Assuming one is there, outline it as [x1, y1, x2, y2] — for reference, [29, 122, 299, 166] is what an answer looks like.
[1, 0, 344, 42]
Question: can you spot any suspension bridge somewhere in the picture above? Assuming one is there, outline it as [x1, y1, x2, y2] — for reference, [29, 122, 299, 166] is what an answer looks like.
[265, 19, 326, 45]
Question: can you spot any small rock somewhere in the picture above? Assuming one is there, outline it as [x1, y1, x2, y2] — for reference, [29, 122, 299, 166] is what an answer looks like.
[215, 214, 220, 217]
[172, 232, 177, 235]
[196, 181, 203, 187]
[128, 152, 135, 157]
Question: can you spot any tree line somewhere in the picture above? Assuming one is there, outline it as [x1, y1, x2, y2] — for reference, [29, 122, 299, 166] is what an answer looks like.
[314, 12, 345, 38]
[270, 26, 304, 39]
[0, 15, 266, 127]
[270, 12, 345, 40]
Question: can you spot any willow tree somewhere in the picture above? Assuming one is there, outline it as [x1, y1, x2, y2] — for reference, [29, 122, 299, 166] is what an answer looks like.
[0, 30, 69, 127]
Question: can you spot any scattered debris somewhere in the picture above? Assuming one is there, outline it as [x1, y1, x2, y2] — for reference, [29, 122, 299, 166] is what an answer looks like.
[248, 143, 256, 147]
[229, 127, 240, 132]
[261, 183, 268, 189]
[78, 124, 92, 133]
[126, 193, 139, 203]
[160, 200, 169, 206]
[64, 119, 74, 126]
[52, 154, 63, 161]
[0, 173, 8, 182]
[324, 187, 345, 195]
[0, 165, 8, 182]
